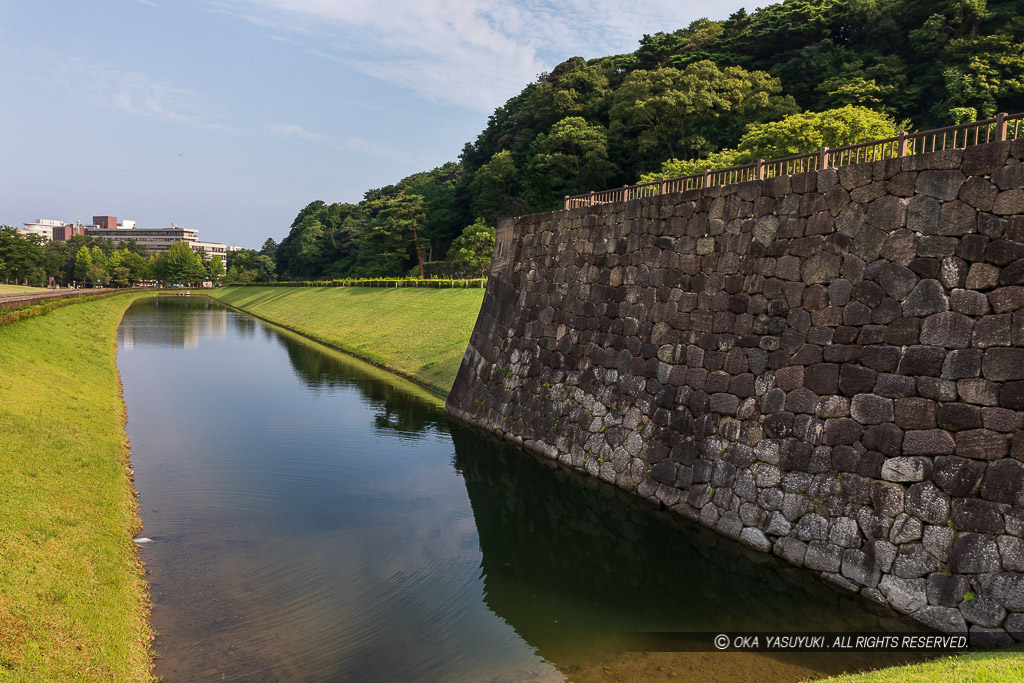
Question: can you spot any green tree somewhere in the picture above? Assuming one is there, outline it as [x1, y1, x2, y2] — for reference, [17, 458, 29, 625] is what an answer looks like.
[524, 117, 618, 211]
[163, 242, 200, 285]
[73, 246, 93, 283]
[448, 219, 496, 277]
[641, 106, 900, 181]
[208, 255, 225, 285]
[609, 62, 796, 163]
[0, 228, 44, 284]
[470, 151, 522, 222]
[359, 192, 427, 277]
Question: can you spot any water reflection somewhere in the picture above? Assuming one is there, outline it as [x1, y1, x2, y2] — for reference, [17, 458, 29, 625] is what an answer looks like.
[120, 298, 926, 682]
[278, 331, 448, 438]
[117, 297, 228, 350]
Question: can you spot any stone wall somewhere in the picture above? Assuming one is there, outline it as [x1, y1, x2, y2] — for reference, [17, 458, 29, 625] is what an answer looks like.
[447, 140, 1024, 643]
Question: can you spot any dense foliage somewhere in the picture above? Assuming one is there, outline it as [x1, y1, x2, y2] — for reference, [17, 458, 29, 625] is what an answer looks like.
[266, 0, 1023, 282]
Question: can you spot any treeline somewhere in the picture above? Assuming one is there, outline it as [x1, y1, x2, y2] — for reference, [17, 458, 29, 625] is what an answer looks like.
[244, 0, 1024, 282]
[0, 227, 225, 287]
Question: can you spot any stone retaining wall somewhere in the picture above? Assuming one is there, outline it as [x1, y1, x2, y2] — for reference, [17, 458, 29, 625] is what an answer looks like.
[447, 140, 1024, 644]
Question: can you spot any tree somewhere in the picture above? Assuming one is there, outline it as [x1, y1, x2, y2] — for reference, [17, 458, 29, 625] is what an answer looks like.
[448, 220, 496, 277]
[163, 242, 202, 285]
[0, 228, 43, 284]
[365, 192, 428, 277]
[470, 151, 522, 222]
[208, 255, 225, 285]
[641, 105, 901, 181]
[609, 62, 796, 163]
[524, 117, 618, 211]
[73, 246, 92, 283]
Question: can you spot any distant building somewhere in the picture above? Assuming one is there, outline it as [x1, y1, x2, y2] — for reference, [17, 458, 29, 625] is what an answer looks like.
[83, 215, 235, 260]
[22, 218, 65, 240]
[52, 222, 88, 241]
[24, 212, 235, 260]
[92, 215, 118, 230]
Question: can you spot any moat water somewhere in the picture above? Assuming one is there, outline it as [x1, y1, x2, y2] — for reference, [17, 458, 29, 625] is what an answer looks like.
[117, 297, 928, 681]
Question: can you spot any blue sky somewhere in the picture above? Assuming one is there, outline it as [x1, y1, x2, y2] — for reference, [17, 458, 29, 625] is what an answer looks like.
[1, 0, 751, 249]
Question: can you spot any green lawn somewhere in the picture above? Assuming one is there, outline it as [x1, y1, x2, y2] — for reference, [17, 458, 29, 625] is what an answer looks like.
[812, 644, 1024, 682]
[208, 286, 485, 395]
[0, 284, 47, 294]
[0, 293, 152, 680]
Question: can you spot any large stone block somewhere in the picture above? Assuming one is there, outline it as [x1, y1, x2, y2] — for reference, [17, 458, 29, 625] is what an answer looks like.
[903, 429, 956, 456]
[920, 312, 975, 348]
[933, 456, 986, 497]
[851, 394, 895, 425]
[914, 605, 968, 633]
[950, 533, 1003, 573]
[879, 575, 927, 614]
[955, 429, 1009, 460]
[926, 573, 971, 608]
[983, 348, 1024, 381]
[981, 459, 1024, 505]
[881, 456, 931, 482]
[952, 498, 1007, 533]
[905, 482, 950, 524]
[961, 596, 1008, 628]
[978, 572, 1024, 612]
[962, 140, 1011, 176]
[917, 170, 966, 201]
[893, 544, 942, 578]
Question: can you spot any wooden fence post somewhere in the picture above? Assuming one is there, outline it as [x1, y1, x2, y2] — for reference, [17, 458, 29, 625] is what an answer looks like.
[660, 177, 666, 195]
[703, 169, 711, 189]
[756, 159, 765, 180]
[996, 112, 1008, 142]
[819, 147, 830, 170]
[897, 132, 909, 157]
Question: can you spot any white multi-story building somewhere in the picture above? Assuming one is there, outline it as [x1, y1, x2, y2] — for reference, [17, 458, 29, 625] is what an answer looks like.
[21, 218, 65, 240]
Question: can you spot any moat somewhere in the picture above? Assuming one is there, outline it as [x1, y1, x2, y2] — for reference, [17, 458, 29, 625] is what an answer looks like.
[117, 297, 927, 681]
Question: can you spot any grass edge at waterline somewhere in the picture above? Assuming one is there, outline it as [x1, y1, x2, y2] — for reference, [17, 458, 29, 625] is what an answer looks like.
[810, 642, 1024, 682]
[0, 292, 153, 680]
[207, 285, 485, 395]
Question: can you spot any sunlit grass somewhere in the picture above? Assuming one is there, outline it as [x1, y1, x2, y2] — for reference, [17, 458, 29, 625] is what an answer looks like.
[0, 293, 153, 680]
[208, 286, 484, 395]
[0, 284, 47, 294]
[811, 644, 1024, 682]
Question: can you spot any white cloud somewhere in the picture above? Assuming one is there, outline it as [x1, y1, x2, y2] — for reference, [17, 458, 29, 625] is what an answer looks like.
[206, 0, 733, 112]
[268, 122, 337, 145]
[267, 123, 424, 165]
[45, 56, 237, 131]
[136, 0, 160, 7]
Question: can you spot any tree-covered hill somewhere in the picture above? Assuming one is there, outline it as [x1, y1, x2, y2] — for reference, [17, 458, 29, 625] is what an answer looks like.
[266, 0, 1024, 282]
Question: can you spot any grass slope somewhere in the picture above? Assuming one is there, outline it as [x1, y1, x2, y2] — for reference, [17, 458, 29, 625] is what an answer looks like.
[0, 285, 46, 294]
[0, 293, 152, 680]
[208, 286, 485, 394]
[812, 644, 1024, 682]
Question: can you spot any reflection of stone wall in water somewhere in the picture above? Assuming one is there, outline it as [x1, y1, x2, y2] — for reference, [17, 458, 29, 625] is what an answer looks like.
[447, 141, 1024, 643]
[451, 425, 919, 656]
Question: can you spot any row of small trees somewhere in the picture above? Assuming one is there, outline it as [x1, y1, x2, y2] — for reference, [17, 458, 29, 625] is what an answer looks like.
[0, 227, 225, 288]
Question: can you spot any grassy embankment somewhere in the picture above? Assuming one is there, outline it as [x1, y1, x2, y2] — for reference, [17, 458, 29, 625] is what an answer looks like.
[814, 644, 1024, 682]
[208, 285, 485, 395]
[0, 292, 152, 680]
[0, 285, 46, 294]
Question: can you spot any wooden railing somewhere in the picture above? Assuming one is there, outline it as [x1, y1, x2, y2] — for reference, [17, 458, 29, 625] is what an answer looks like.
[565, 112, 1024, 210]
